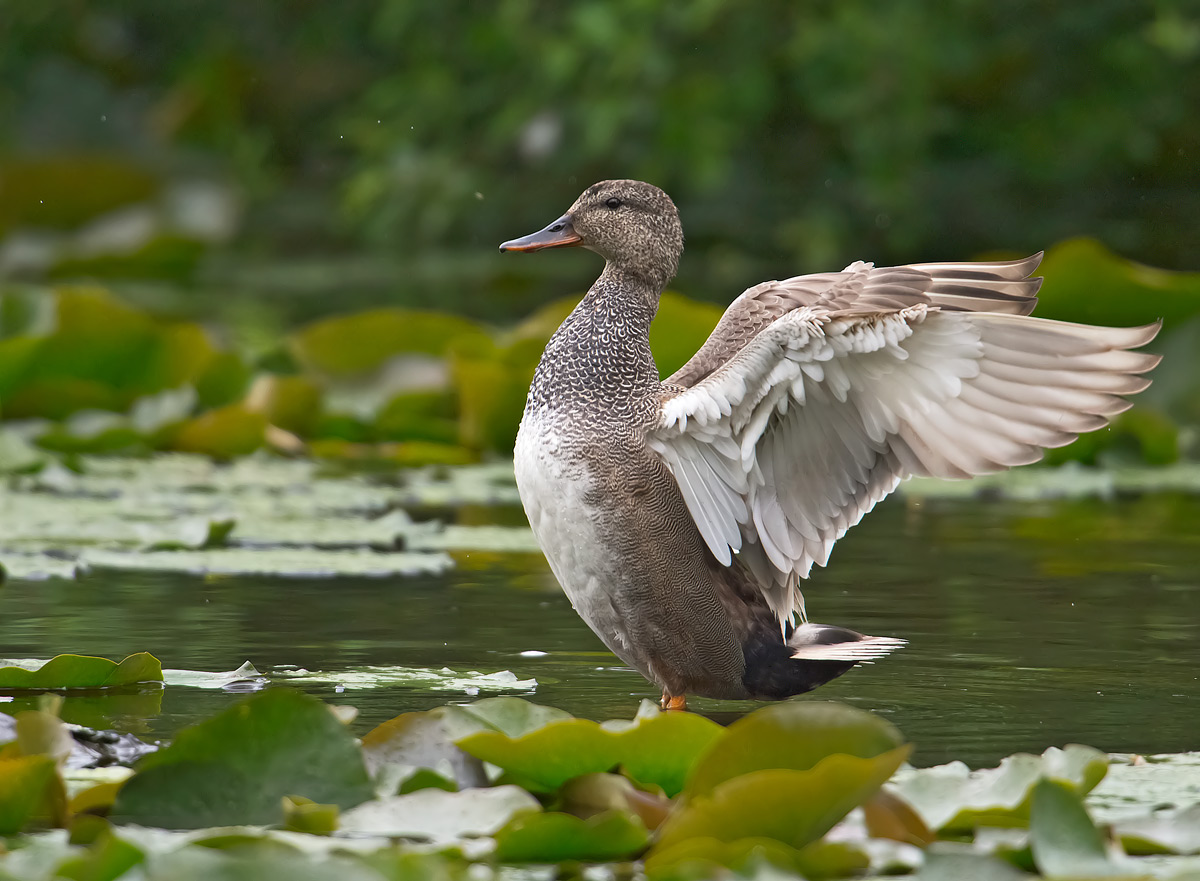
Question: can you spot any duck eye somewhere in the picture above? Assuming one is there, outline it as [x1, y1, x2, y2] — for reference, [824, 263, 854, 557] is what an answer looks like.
[605, 197, 622, 209]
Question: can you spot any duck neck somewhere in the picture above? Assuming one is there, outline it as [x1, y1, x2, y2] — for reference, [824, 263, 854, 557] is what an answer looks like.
[526, 263, 663, 416]
[591, 261, 663, 326]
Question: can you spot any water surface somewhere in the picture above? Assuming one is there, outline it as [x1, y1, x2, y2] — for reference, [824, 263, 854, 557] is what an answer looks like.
[1, 494, 1196, 767]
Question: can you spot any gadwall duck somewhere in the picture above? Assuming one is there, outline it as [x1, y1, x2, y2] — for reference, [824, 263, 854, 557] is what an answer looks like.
[501, 179, 1160, 710]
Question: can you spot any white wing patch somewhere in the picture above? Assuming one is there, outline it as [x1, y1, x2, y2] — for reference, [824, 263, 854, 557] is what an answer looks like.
[650, 301, 1159, 628]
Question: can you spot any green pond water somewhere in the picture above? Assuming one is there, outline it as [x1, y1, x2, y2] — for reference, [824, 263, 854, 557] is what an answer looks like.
[1, 493, 1197, 768]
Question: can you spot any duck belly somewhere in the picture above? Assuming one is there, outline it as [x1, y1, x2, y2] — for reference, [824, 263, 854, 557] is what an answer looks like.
[514, 411, 748, 698]
[514, 414, 649, 674]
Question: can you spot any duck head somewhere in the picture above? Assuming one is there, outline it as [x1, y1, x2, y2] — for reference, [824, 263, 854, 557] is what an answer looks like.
[500, 179, 683, 291]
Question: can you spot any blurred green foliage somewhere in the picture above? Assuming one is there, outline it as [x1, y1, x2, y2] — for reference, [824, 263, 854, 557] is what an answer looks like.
[0, 240, 1194, 466]
[0, 4, 1195, 466]
[0, 1, 1196, 302]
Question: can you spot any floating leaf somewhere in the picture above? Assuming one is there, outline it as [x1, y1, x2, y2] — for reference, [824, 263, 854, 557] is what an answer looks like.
[652, 747, 911, 855]
[0, 654, 163, 690]
[337, 785, 539, 842]
[1116, 804, 1200, 855]
[560, 773, 672, 832]
[170, 404, 267, 458]
[441, 696, 573, 740]
[493, 809, 650, 862]
[684, 701, 907, 797]
[1029, 778, 1122, 878]
[1089, 752, 1200, 822]
[80, 547, 454, 578]
[0, 428, 47, 473]
[454, 699, 722, 795]
[643, 836, 810, 880]
[290, 309, 482, 376]
[891, 743, 1109, 833]
[161, 661, 267, 691]
[0, 754, 63, 834]
[360, 709, 487, 789]
[863, 789, 938, 847]
[274, 666, 535, 693]
[112, 689, 373, 829]
[53, 827, 145, 881]
[281, 795, 339, 836]
[912, 849, 1033, 881]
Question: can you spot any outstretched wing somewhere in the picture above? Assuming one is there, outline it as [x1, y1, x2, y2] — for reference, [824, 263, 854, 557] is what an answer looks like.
[666, 253, 1044, 388]
[649, 257, 1160, 625]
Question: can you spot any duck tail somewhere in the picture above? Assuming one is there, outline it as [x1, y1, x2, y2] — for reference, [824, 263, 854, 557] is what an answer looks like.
[740, 622, 906, 700]
[787, 622, 907, 663]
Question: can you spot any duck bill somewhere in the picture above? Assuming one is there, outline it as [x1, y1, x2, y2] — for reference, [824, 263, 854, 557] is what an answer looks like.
[499, 214, 582, 252]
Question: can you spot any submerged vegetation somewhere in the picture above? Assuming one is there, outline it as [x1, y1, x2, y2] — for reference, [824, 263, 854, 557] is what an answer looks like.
[1, 684, 1199, 879]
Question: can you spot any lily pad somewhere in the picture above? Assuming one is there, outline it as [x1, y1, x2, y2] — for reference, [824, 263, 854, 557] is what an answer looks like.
[337, 785, 539, 842]
[493, 809, 650, 862]
[161, 662, 268, 691]
[360, 709, 488, 790]
[683, 701, 907, 797]
[440, 695, 573, 739]
[890, 743, 1109, 833]
[454, 700, 723, 796]
[0, 654, 163, 690]
[112, 689, 374, 829]
[1029, 778, 1123, 878]
[1116, 804, 1200, 856]
[407, 524, 541, 553]
[0, 552, 80, 581]
[290, 309, 483, 377]
[273, 665, 536, 694]
[652, 748, 911, 855]
[79, 547, 454, 578]
[643, 835, 816, 880]
[0, 754, 64, 834]
[1089, 752, 1200, 822]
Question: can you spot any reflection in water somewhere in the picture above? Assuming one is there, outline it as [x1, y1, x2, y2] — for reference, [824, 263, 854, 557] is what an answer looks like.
[1, 495, 1197, 767]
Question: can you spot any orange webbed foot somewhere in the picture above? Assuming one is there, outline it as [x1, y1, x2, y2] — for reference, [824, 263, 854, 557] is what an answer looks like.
[661, 693, 688, 712]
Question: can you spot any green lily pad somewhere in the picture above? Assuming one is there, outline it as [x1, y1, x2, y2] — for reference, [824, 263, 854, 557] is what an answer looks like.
[454, 700, 723, 796]
[169, 404, 267, 458]
[652, 747, 911, 856]
[0, 654, 163, 690]
[112, 689, 374, 829]
[440, 696, 574, 740]
[643, 835, 814, 880]
[0, 754, 63, 834]
[682, 701, 907, 798]
[337, 785, 540, 842]
[493, 809, 650, 862]
[890, 743, 1109, 833]
[1029, 778, 1123, 878]
[290, 309, 482, 377]
[559, 772, 672, 832]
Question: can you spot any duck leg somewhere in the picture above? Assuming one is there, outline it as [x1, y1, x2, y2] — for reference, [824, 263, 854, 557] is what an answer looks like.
[661, 693, 688, 711]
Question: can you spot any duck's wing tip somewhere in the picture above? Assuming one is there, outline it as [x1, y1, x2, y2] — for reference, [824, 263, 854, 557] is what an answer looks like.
[788, 623, 907, 662]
